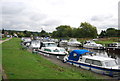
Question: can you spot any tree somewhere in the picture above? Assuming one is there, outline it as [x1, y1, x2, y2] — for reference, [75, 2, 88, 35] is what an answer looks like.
[23, 30, 31, 37]
[40, 30, 49, 37]
[117, 30, 120, 37]
[99, 30, 106, 38]
[2, 29, 5, 34]
[72, 28, 82, 38]
[106, 28, 117, 37]
[79, 22, 98, 38]
[52, 25, 72, 38]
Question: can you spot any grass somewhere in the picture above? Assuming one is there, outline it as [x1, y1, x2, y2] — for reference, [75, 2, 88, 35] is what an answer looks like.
[0, 42, 2, 80]
[95, 41, 114, 46]
[2, 37, 8, 40]
[95, 37, 120, 46]
[2, 38, 108, 79]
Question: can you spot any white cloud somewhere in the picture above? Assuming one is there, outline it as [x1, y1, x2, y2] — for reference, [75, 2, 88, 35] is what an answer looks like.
[1, 0, 119, 34]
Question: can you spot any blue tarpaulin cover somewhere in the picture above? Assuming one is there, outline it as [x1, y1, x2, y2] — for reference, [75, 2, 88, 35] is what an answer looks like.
[68, 50, 90, 61]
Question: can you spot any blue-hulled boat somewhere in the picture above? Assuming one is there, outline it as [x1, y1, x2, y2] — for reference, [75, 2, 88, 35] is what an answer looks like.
[63, 50, 120, 77]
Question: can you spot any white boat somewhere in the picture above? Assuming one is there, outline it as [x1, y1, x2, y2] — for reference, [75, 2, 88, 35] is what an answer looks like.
[67, 38, 82, 47]
[29, 40, 41, 49]
[33, 42, 68, 56]
[83, 40, 105, 50]
[107, 43, 120, 48]
[63, 50, 120, 77]
[21, 37, 32, 47]
[59, 40, 68, 46]
[107, 43, 120, 53]
[22, 37, 31, 42]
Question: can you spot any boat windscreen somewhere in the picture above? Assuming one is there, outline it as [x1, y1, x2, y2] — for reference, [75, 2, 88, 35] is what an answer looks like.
[60, 48, 65, 52]
[45, 43, 57, 47]
[105, 60, 117, 67]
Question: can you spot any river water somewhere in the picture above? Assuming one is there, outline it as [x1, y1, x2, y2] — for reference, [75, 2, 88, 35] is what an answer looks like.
[61, 46, 120, 65]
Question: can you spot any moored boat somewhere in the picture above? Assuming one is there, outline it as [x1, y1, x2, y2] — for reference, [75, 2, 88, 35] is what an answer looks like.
[29, 40, 41, 49]
[83, 40, 105, 50]
[106, 43, 120, 53]
[67, 38, 82, 47]
[63, 50, 120, 77]
[33, 42, 68, 56]
[59, 40, 68, 46]
[21, 37, 32, 47]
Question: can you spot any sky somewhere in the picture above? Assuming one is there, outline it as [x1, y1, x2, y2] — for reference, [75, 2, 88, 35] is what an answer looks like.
[1, 0, 119, 34]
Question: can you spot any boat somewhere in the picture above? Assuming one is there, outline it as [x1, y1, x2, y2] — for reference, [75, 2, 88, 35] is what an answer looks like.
[63, 50, 120, 77]
[29, 40, 41, 49]
[67, 38, 82, 47]
[21, 37, 32, 47]
[59, 40, 68, 46]
[83, 40, 105, 50]
[107, 43, 120, 47]
[33, 42, 68, 56]
[106, 43, 120, 53]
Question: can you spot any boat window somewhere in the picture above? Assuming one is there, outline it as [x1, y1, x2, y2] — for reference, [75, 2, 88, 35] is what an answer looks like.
[84, 52, 90, 55]
[60, 48, 65, 52]
[85, 59, 92, 64]
[46, 43, 57, 47]
[92, 60, 102, 66]
[105, 60, 117, 67]
[42, 44, 45, 47]
[73, 53, 77, 58]
[53, 49, 59, 52]
[44, 49, 51, 52]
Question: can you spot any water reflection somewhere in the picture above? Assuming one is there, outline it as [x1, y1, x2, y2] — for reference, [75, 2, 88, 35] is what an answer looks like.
[61, 46, 120, 65]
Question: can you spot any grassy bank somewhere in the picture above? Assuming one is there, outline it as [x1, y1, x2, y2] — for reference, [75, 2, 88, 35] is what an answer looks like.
[2, 37, 9, 40]
[77, 37, 120, 46]
[2, 38, 107, 79]
[0, 41, 2, 80]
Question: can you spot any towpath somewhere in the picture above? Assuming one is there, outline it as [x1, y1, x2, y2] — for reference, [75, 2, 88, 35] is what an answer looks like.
[0, 37, 12, 80]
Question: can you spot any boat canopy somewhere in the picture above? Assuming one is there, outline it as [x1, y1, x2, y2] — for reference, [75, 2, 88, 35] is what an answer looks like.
[68, 50, 91, 61]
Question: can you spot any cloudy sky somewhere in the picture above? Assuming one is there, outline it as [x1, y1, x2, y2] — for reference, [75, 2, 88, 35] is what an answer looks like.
[1, 0, 119, 33]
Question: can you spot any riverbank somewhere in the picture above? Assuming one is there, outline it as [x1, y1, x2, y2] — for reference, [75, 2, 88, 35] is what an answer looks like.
[0, 38, 12, 80]
[77, 37, 120, 46]
[2, 38, 111, 79]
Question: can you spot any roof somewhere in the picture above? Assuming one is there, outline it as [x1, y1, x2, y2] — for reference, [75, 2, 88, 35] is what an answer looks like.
[70, 50, 90, 55]
[68, 50, 91, 61]
[82, 56, 115, 61]
[45, 47, 64, 50]
[42, 42, 55, 43]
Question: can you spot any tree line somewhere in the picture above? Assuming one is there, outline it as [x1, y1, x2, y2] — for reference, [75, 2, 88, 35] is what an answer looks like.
[52, 22, 97, 38]
[99, 28, 120, 38]
[1, 22, 120, 38]
[1, 29, 50, 38]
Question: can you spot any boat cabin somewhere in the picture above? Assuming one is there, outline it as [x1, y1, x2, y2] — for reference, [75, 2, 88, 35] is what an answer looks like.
[29, 40, 41, 49]
[68, 50, 91, 61]
[43, 47, 68, 55]
[40, 42, 57, 49]
[80, 56, 119, 69]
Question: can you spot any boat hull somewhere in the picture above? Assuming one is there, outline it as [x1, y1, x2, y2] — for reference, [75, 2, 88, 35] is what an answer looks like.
[67, 43, 82, 47]
[37, 50, 67, 56]
[66, 60, 120, 77]
[83, 45, 105, 50]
